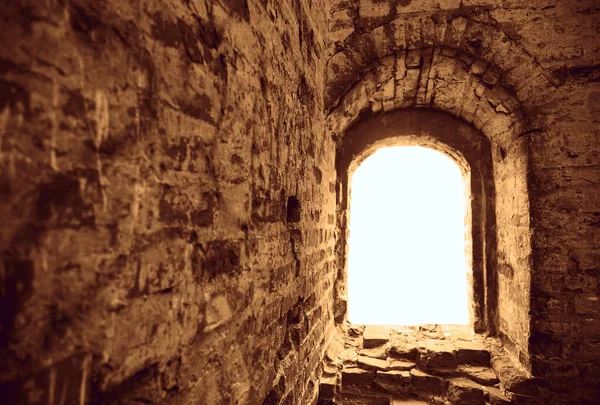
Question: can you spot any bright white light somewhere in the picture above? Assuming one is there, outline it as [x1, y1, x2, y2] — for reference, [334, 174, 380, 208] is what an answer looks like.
[347, 146, 469, 326]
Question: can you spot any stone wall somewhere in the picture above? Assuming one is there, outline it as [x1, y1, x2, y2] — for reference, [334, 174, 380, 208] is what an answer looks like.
[0, 0, 598, 404]
[326, 0, 600, 403]
[0, 1, 337, 404]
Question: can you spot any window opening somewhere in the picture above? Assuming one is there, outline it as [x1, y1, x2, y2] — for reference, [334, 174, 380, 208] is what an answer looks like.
[347, 146, 469, 325]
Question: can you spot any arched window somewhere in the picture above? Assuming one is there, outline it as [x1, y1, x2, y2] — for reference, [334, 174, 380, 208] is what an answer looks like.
[347, 146, 471, 325]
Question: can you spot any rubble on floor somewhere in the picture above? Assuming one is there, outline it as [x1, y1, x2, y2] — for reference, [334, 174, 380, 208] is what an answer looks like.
[318, 324, 538, 405]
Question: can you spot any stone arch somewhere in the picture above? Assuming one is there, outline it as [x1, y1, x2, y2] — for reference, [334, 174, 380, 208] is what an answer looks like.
[337, 109, 495, 333]
[329, 44, 536, 367]
[325, 10, 559, 113]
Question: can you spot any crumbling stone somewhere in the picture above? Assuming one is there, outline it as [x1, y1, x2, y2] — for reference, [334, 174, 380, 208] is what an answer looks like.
[357, 355, 389, 370]
[319, 376, 337, 400]
[410, 369, 445, 396]
[363, 325, 391, 348]
[460, 366, 500, 386]
[375, 370, 411, 393]
[455, 341, 491, 366]
[447, 378, 486, 405]
[1, 1, 599, 405]
[342, 367, 375, 386]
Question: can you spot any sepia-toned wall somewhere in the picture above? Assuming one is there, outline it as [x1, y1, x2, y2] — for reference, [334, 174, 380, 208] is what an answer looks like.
[0, 1, 337, 404]
[326, 0, 600, 403]
[0, 0, 598, 404]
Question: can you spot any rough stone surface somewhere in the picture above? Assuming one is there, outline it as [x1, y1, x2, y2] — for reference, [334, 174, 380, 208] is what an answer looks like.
[388, 359, 417, 371]
[0, 1, 333, 404]
[410, 369, 445, 396]
[447, 378, 485, 405]
[363, 325, 391, 348]
[319, 375, 337, 399]
[326, 2, 600, 403]
[357, 355, 389, 370]
[375, 370, 411, 393]
[455, 341, 491, 366]
[0, 1, 599, 405]
[342, 367, 375, 386]
[460, 366, 500, 386]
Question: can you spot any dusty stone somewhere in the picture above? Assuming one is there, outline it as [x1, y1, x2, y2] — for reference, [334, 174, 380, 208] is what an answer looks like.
[460, 366, 499, 386]
[342, 367, 375, 386]
[319, 376, 337, 399]
[360, 345, 388, 360]
[455, 341, 490, 366]
[357, 355, 389, 371]
[2, 1, 600, 404]
[410, 369, 445, 395]
[390, 341, 420, 362]
[375, 370, 411, 393]
[388, 359, 416, 371]
[421, 339, 457, 369]
[447, 378, 485, 405]
[363, 326, 391, 348]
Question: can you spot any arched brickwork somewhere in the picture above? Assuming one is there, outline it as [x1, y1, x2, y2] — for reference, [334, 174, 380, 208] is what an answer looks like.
[328, 43, 536, 369]
[325, 6, 558, 112]
[336, 109, 496, 334]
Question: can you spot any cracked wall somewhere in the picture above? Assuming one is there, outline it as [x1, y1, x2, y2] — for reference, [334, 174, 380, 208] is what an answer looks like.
[326, 0, 600, 403]
[0, 1, 337, 404]
[0, 0, 598, 404]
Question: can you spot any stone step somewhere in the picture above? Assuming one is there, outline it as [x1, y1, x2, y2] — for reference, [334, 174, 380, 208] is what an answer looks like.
[375, 370, 411, 394]
[363, 325, 391, 348]
[388, 337, 492, 370]
[391, 398, 429, 404]
[409, 369, 444, 396]
[447, 377, 486, 405]
[460, 366, 499, 386]
[342, 367, 375, 386]
[318, 375, 337, 400]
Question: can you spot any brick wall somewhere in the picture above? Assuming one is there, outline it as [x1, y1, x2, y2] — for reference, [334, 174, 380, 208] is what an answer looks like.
[0, 1, 336, 404]
[326, 0, 600, 403]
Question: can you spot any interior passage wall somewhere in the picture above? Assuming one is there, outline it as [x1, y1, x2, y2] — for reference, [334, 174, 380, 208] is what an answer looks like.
[0, 1, 337, 404]
[326, 0, 600, 403]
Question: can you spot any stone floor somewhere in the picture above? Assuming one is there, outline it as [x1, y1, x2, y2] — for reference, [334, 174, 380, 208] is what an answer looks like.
[318, 324, 539, 405]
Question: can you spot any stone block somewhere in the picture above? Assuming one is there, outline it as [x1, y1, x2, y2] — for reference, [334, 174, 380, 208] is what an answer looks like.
[342, 367, 375, 386]
[405, 50, 422, 68]
[319, 376, 337, 400]
[360, 345, 388, 359]
[375, 370, 411, 393]
[389, 342, 419, 361]
[359, 0, 392, 19]
[421, 339, 457, 369]
[455, 341, 490, 366]
[410, 369, 444, 395]
[363, 326, 391, 348]
[491, 355, 538, 396]
[471, 59, 488, 76]
[323, 363, 339, 377]
[486, 387, 511, 405]
[357, 355, 389, 371]
[391, 399, 429, 405]
[447, 378, 485, 405]
[575, 294, 600, 315]
[388, 359, 416, 371]
[460, 366, 499, 386]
